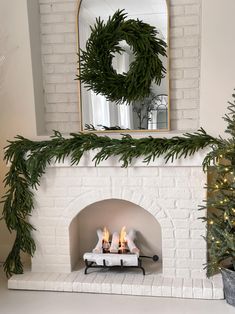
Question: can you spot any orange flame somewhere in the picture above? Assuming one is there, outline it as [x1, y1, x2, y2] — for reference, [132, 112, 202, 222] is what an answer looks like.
[120, 226, 127, 244]
[103, 227, 110, 243]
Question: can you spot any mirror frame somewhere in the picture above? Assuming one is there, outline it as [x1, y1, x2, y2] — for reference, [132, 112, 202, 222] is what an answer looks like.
[76, 0, 170, 133]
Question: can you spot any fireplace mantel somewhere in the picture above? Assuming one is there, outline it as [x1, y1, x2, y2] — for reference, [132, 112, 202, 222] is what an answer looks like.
[46, 148, 209, 168]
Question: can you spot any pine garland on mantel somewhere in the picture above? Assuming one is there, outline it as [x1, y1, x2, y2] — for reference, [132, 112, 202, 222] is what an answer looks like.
[1, 128, 219, 277]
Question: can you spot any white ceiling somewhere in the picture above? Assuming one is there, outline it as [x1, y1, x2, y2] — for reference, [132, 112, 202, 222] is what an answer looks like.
[80, 0, 168, 40]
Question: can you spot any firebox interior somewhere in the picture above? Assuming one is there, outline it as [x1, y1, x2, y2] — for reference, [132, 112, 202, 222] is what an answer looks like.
[69, 199, 162, 274]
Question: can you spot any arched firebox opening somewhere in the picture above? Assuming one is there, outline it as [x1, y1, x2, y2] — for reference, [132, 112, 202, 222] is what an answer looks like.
[69, 198, 162, 274]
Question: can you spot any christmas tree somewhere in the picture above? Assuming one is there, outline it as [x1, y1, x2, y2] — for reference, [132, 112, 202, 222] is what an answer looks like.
[203, 95, 235, 276]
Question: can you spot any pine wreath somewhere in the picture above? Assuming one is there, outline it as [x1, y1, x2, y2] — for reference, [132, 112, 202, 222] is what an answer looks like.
[77, 9, 167, 104]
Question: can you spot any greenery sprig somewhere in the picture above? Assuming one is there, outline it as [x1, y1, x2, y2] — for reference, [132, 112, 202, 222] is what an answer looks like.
[1, 128, 218, 277]
[77, 9, 167, 104]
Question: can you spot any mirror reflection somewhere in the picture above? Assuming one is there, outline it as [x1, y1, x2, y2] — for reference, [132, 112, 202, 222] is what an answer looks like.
[78, 0, 169, 131]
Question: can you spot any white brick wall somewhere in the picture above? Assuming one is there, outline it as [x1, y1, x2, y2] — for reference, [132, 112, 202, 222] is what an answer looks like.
[29, 155, 207, 281]
[39, 0, 80, 134]
[169, 0, 201, 130]
[39, 0, 201, 134]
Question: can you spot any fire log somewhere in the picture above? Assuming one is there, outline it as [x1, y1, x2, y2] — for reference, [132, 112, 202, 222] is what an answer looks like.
[110, 232, 119, 253]
[83, 252, 138, 266]
[92, 229, 103, 253]
[126, 229, 140, 255]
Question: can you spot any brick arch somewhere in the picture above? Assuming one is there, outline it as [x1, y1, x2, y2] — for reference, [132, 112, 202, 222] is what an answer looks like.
[54, 188, 174, 274]
[56, 188, 173, 231]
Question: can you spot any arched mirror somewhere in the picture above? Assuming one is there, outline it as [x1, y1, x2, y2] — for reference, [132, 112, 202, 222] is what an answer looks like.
[77, 0, 169, 132]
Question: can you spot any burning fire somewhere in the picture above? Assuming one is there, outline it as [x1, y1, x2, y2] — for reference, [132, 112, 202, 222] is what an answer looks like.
[119, 226, 127, 244]
[100, 226, 130, 254]
[103, 227, 110, 243]
[102, 227, 110, 253]
[119, 226, 127, 253]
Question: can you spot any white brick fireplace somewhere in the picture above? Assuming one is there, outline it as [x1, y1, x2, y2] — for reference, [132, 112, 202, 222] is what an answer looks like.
[8, 150, 224, 299]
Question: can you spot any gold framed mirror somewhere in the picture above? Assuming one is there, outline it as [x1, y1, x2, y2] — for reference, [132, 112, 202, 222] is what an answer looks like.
[77, 0, 170, 132]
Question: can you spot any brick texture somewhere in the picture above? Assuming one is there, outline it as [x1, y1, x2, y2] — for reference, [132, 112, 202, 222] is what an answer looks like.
[30, 157, 207, 280]
[9, 154, 224, 299]
[39, 0, 201, 134]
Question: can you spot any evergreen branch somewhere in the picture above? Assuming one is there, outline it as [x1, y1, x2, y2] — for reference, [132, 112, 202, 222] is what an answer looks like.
[224, 93, 235, 137]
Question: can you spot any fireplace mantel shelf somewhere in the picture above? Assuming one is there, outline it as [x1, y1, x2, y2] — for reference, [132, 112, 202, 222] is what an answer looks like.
[46, 149, 209, 168]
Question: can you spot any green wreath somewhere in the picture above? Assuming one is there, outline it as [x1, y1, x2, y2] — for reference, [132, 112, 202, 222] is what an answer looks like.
[77, 10, 167, 104]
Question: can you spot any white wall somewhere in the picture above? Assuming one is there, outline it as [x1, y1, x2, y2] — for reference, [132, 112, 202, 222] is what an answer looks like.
[200, 0, 235, 137]
[27, 0, 46, 135]
[0, 0, 38, 262]
[39, 0, 80, 134]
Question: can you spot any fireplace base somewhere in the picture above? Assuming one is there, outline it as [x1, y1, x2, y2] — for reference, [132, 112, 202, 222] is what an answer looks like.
[8, 270, 223, 299]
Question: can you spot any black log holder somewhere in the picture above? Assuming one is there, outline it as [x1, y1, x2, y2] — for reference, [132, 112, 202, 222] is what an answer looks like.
[84, 254, 159, 275]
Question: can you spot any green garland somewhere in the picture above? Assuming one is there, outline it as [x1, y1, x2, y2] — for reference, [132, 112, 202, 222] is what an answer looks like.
[2, 129, 218, 277]
[77, 10, 167, 104]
